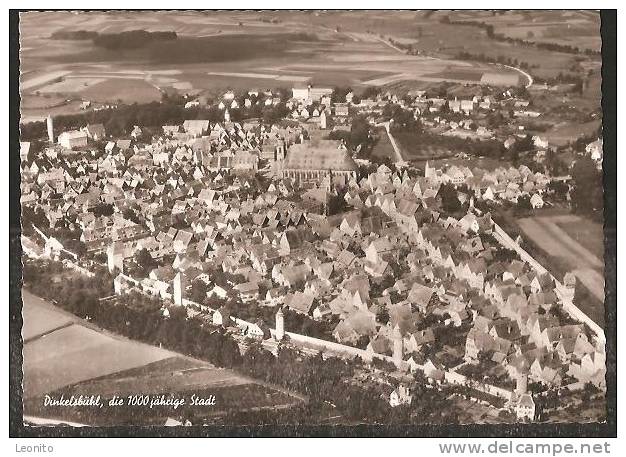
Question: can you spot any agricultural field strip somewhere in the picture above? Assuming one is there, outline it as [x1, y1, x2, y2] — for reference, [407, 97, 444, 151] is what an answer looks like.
[23, 321, 74, 344]
[22, 297, 75, 340]
[23, 336, 175, 399]
[38, 78, 106, 93]
[533, 217, 603, 269]
[21, 70, 73, 91]
[569, 268, 605, 304]
[518, 218, 591, 268]
[22, 303, 175, 399]
[362, 74, 413, 86]
[550, 215, 605, 260]
[517, 218, 604, 303]
[22, 293, 302, 410]
[206, 71, 311, 81]
[64, 370, 252, 398]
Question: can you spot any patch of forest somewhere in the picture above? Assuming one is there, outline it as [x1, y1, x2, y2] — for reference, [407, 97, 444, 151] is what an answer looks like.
[51, 29, 177, 49]
[49, 32, 318, 64]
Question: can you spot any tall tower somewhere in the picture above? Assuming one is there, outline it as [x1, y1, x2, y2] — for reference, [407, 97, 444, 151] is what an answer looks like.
[320, 110, 327, 129]
[106, 244, 121, 274]
[275, 308, 284, 341]
[392, 325, 403, 364]
[276, 140, 285, 161]
[224, 109, 231, 123]
[515, 373, 528, 395]
[424, 160, 434, 179]
[173, 272, 183, 306]
[46, 115, 54, 143]
[193, 148, 203, 165]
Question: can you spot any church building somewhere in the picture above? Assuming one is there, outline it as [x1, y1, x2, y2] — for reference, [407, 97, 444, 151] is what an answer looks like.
[279, 139, 357, 184]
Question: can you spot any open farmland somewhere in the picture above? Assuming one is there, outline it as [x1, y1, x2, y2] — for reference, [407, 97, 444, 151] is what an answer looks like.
[23, 356, 303, 426]
[22, 291, 177, 400]
[516, 214, 605, 325]
[21, 291, 304, 425]
[37, 76, 106, 94]
[81, 78, 163, 104]
[450, 10, 601, 52]
[19, 11, 524, 121]
[555, 216, 604, 262]
[393, 131, 455, 161]
[540, 119, 602, 147]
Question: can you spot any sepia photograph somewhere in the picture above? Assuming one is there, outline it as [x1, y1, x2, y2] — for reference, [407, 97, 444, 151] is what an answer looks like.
[9, 7, 616, 439]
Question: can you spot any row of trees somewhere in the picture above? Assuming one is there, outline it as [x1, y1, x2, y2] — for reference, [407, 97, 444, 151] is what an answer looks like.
[393, 129, 506, 160]
[20, 91, 293, 140]
[570, 155, 603, 221]
[23, 260, 243, 368]
[240, 342, 456, 424]
[441, 16, 600, 56]
[455, 50, 535, 72]
[51, 29, 178, 50]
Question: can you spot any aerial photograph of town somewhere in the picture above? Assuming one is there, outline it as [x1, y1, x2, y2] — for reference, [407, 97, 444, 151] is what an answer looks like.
[17, 10, 607, 428]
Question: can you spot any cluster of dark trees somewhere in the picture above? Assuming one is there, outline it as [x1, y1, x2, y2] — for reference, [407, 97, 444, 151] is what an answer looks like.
[240, 342, 455, 424]
[21, 207, 87, 255]
[331, 86, 359, 104]
[385, 104, 423, 133]
[543, 149, 569, 176]
[327, 114, 375, 159]
[51, 30, 99, 40]
[379, 103, 508, 160]
[51, 29, 178, 50]
[23, 260, 244, 368]
[438, 182, 466, 214]
[569, 129, 602, 153]
[394, 129, 505, 160]
[23, 261, 113, 315]
[534, 72, 586, 87]
[135, 248, 158, 277]
[94, 30, 178, 50]
[20, 93, 291, 141]
[570, 155, 603, 221]
[546, 180, 569, 201]
[360, 86, 382, 100]
[455, 50, 535, 72]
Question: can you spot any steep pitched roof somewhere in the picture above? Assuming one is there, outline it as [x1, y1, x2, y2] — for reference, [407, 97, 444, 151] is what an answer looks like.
[283, 140, 357, 172]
